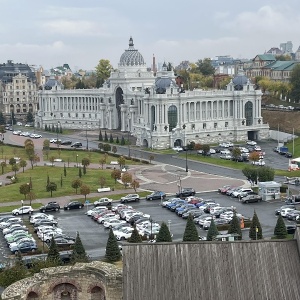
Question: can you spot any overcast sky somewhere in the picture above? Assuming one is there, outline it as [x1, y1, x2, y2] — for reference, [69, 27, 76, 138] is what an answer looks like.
[0, 0, 300, 71]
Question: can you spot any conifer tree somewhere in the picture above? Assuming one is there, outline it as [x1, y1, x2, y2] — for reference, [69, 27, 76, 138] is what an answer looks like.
[45, 124, 48, 131]
[183, 214, 199, 241]
[99, 130, 103, 141]
[78, 166, 82, 178]
[274, 215, 288, 239]
[116, 136, 120, 144]
[121, 136, 125, 145]
[206, 219, 219, 241]
[104, 131, 108, 142]
[228, 213, 242, 239]
[128, 227, 142, 243]
[47, 237, 61, 265]
[109, 133, 114, 143]
[249, 210, 263, 240]
[105, 228, 121, 262]
[64, 164, 67, 177]
[70, 232, 89, 263]
[156, 222, 172, 242]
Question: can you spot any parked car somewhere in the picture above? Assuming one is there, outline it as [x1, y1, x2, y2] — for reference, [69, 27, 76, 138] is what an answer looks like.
[146, 191, 166, 201]
[120, 194, 140, 203]
[70, 142, 82, 148]
[3, 224, 27, 235]
[39, 202, 60, 212]
[103, 219, 126, 229]
[241, 194, 262, 203]
[60, 140, 72, 145]
[30, 213, 54, 224]
[246, 140, 257, 146]
[252, 159, 265, 166]
[64, 201, 84, 210]
[232, 188, 253, 198]
[114, 228, 135, 241]
[285, 195, 300, 205]
[10, 240, 37, 254]
[94, 198, 113, 207]
[48, 237, 75, 247]
[275, 205, 296, 216]
[12, 206, 33, 215]
[285, 152, 293, 158]
[176, 188, 196, 198]
[172, 146, 183, 152]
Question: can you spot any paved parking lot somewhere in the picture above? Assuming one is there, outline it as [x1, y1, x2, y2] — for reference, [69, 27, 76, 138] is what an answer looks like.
[1, 190, 296, 266]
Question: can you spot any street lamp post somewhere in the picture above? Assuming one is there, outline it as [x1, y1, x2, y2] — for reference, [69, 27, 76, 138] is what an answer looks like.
[21, 200, 24, 219]
[76, 154, 78, 168]
[149, 217, 153, 241]
[85, 123, 89, 150]
[56, 121, 60, 148]
[127, 129, 131, 158]
[168, 220, 171, 232]
[185, 146, 188, 172]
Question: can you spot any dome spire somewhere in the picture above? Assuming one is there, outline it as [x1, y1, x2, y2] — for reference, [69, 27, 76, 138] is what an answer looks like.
[129, 36, 134, 48]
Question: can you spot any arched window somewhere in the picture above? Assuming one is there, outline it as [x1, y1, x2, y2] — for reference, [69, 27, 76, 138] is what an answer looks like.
[151, 105, 156, 131]
[168, 105, 177, 131]
[91, 286, 106, 300]
[245, 101, 253, 126]
[26, 291, 38, 299]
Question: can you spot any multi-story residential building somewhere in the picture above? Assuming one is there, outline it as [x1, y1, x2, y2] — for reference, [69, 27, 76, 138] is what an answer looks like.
[36, 37, 269, 148]
[0, 60, 38, 121]
[246, 54, 300, 81]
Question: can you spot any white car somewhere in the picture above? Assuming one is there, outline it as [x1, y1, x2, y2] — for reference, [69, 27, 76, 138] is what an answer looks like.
[219, 142, 233, 148]
[115, 228, 135, 241]
[232, 188, 253, 198]
[280, 207, 295, 217]
[94, 198, 112, 207]
[172, 146, 183, 152]
[12, 205, 33, 215]
[252, 160, 265, 166]
[220, 149, 231, 155]
[209, 148, 216, 154]
[30, 213, 54, 224]
[3, 224, 27, 235]
[97, 213, 119, 224]
[103, 219, 126, 228]
[0, 218, 22, 229]
[86, 206, 108, 216]
[246, 141, 257, 146]
[37, 227, 63, 239]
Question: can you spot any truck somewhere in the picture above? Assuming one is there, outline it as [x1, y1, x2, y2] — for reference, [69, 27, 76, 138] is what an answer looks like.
[275, 145, 289, 155]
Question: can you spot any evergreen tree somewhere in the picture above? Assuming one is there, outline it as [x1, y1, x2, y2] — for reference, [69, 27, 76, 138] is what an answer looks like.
[121, 136, 125, 145]
[59, 126, 63, 134]
[109, 133, 114, 143]
[99, 130, 103, 141]
[64, 164, 67, 177]
[183, 214, 199, 241]
[249, 210, 263, 240]
[83, 164, 86, 175]
[206, 219, 219, 241]
[46, 237, 61, 265]
[227, 213, 242, 239]
[116, 136, 120, 144]
[78, 166, 82, 178]
[0, 112, 6, 125]
[105, 228, 121, 262]
[70, 232, 89, 263]
[128, 227, 142, 243]
[156, 222, 172, 242]
[26, 111, 34, 123]
[52, 124, 55, 132]
[104, 131, 108, 142]
[45, 124, 48, 131]
[274, 215, 288, 239]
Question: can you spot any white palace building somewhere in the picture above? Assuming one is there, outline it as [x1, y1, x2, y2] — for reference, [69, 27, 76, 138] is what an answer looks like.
[36, 37, 269, 149]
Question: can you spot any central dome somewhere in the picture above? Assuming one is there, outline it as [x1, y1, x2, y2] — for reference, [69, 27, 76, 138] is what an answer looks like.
[119, 37, 145, 66]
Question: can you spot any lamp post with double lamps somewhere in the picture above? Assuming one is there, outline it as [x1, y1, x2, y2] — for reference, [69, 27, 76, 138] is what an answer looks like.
[21, 199, 24, 219]
[127, 114, 131, 158]
[56, 121, 60, 148]
[185, 146, 188, 172]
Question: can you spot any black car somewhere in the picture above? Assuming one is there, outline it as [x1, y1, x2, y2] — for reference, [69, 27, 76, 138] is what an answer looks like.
[64, 201, 84, 210]
[241, 194, 262, 204]
[176, 188, 196, 198]
[33, 219, 58, 229]
[39, 201, 60, 213]
[285, 152, 293, 158]
[146, 191, 166, 201]
[61, 140, 72, 145]
[70, 142, 82, 148]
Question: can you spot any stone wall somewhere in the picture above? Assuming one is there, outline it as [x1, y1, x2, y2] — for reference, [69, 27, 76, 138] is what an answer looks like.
[1, 261, 122, 300]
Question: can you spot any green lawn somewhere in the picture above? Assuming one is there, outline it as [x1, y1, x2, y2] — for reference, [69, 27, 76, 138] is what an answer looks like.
[0, 166, 125, 203]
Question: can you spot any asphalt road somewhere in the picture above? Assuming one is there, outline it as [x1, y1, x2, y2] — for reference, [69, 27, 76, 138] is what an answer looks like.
[1, 191, 296, 264]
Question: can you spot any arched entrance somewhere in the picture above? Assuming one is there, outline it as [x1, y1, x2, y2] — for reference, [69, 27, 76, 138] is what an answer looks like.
[115, 87, 124, 130]
[174, 139, 183, 147]
[26, 291, 38, 299]
[142, 139, 149, 148]
[91, 286, 106, 300]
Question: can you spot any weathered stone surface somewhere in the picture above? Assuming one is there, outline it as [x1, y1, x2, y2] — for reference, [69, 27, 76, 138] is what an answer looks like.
[1, 261, 122, 300]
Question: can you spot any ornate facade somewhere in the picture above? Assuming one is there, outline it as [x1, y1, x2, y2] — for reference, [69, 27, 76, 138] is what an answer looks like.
[36, 37, 269, 149]
[0, 60, 39, 121]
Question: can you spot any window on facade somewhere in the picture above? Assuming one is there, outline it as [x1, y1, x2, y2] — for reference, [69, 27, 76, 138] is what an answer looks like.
[213, 101, 217, 119]
[17, 98, 19, 101]
[229, 101, 233, 117]
[82, 114, 85, 118]
[23, 92, 25, 95]
[245, 101, 253, 126]
[214, 123, 217, 128]
[75, 113, 78, 117]
[68, 113, 71, 117]
[16, 86, 19, 89]
[190, 102, 195, 120]
[225, 122, 228, 127]
[207, 102, 212, 119]
[203, 123, 206, 129]
[168, 105, 177, 132]
[218, 101, 223, 118]
[89, 114, 91, 118]
[16, 80, 18, 83]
